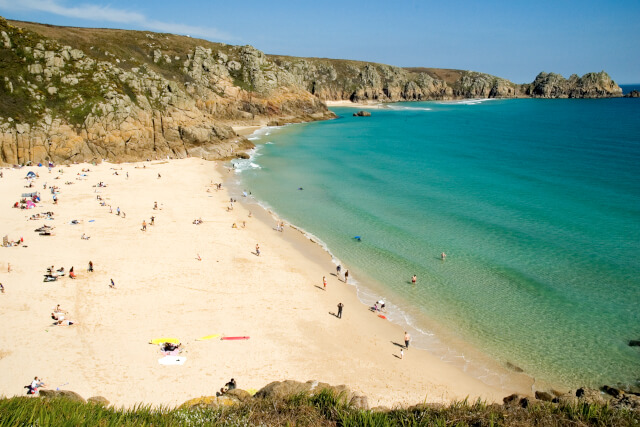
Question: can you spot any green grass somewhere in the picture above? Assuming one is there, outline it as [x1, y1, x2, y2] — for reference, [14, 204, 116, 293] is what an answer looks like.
[1, 389, 638, 427]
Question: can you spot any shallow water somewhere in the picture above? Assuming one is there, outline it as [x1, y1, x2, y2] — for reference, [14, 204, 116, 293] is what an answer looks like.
[233, 98, 640, 390]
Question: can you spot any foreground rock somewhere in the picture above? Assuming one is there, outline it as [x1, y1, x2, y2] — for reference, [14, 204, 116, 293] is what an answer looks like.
[38, 389, 85, 402]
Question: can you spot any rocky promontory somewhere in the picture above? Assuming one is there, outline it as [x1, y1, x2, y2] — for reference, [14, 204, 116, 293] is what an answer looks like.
[0, 17, 624, 165]
[0, 17, 334, 165]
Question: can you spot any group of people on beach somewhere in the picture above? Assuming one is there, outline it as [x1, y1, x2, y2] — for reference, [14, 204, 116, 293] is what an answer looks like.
[51, 304, 74, 326]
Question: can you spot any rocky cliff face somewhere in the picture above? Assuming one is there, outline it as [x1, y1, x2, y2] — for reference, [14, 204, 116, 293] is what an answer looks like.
[520, 71, 623, 98]
[269, 57, 621, 103]
[0, 17, 624, 165]
[0, 18, 333, 165]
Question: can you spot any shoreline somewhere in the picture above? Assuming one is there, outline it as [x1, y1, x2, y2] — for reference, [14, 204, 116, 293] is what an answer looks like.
[222, 138, 537, 396]
[0, 158, 530, 409]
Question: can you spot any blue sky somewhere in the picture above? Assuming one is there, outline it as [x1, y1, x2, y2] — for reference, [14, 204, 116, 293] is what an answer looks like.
[0, 0, 638, 83]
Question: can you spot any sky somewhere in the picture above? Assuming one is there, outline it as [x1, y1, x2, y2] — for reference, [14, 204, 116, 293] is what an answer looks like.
[0, 0, 638, 83]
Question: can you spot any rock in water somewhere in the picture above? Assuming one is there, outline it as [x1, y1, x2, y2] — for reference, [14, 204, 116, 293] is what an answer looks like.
[353, 110, 372, 117]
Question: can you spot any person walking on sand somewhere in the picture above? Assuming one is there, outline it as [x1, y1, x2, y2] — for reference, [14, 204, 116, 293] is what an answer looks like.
[400, 348, 404, 360]
[323, 276, 327, 290]
[404, 331, 411, 349]
[110, 279, 115, 289]
[150, 216, 155, 225]
[411, 275, 417, 284]
[0, 283, 4, 293]
[344, 270, 349, 283]
[88, 261, 93, 272]
[255, 244, 260, 256]
[142, 220, 147, 231]
[337, 302, 344, 318]
[117, 207, 120, 216]
[337, 264, 341, 277]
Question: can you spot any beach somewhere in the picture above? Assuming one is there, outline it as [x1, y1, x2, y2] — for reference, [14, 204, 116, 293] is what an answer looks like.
[0, 158, 528, 408]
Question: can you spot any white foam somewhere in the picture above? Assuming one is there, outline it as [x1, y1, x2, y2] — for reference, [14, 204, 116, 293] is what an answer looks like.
[387, 105, 432, 111]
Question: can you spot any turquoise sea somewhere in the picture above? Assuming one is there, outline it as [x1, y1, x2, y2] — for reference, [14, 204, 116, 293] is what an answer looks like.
[230, 95, 640, 392]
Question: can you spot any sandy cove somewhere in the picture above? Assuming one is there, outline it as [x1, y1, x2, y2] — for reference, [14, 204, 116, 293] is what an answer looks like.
[0, 158, 527, 408]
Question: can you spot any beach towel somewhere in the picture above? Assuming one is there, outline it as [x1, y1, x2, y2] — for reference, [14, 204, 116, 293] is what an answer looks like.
[158, 356, 186, 365]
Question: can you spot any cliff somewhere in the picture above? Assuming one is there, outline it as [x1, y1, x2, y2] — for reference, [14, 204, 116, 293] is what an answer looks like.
[519, 71, 623, 98]
[270, 56, 621, 102]
[0, 18, 334, 165]
[0, 17, 624, 165]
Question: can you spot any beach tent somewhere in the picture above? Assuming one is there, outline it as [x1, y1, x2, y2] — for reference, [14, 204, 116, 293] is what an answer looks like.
[26, 171, 36, 178]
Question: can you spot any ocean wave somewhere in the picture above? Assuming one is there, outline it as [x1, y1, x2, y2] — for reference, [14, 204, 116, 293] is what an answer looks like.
[387, 105, 432, 111]
[448, 98, 496, 105]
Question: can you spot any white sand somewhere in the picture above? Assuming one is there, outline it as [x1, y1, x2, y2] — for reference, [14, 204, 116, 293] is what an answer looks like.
[0, 159, 529, 408]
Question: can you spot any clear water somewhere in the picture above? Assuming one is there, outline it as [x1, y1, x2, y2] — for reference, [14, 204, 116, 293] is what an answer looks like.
[234, 98, 640, 390]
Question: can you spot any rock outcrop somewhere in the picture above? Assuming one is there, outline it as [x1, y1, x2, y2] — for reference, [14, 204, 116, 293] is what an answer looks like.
[520, 71, 622, 98]
[625, 90, 640, 98]
[0, 17, 334, 165]
[353, 110, 371, 117]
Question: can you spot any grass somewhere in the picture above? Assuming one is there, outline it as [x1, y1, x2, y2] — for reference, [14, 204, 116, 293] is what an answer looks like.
[0, 389, 638, 427]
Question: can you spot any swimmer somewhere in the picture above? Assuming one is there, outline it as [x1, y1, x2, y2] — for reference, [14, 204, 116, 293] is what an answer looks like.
[411, 275, 417, 284]
[441, 252, 446, 260]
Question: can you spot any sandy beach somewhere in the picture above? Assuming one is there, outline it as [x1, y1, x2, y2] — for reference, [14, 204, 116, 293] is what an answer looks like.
[0, 158, 529, 408]
[324, 100, 386, 109]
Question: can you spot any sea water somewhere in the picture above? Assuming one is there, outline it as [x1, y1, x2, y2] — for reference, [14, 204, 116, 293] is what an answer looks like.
[231, 97, 640, 391]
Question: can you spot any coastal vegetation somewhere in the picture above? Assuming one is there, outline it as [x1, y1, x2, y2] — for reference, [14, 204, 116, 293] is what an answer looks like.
[1, 388, 639, 426]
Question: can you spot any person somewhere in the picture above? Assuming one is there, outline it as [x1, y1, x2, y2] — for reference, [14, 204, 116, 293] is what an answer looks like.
[88, 261, 94, 272]
[225, 378, 237, 390]
[323, 276, 327, 290]
[242, 221, 246, 228]
[411, 275, 417, 284]
[400, 348, 404, 360]
[232, 223, 237, 228]
[110, 278, 115, 288]
[153, 201, 158, 210]
[69, 267, 76, 279]
[255, 244, 260, 256]
[441, 252, 446, 260]
[344, 270, 349, 283]
[0, 283, 4, 293]
[404, 332, 411, 349]
[81, 233, 89, 240]
[196, 254, 202, 261]
[150, 216, 155, 225]
[117, 207, 120, 216]
[7, 263, 11, 273]
[158, 173, 161, 179]
[337, 302, 344, 319]
[337, 265, 341, 276]
[142, 220, 147, 231]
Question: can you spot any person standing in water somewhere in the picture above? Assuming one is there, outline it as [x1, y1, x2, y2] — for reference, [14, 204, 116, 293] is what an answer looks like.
[411, 275, 417, 284]
[344, 270, 349, 283]
[441, 252, 447, 260]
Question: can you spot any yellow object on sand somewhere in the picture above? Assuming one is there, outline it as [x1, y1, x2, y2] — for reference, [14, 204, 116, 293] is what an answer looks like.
[196, 334, 221, 341]
[149, 337, 180, 345]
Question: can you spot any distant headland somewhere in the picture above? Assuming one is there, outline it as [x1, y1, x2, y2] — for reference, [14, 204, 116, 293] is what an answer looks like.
[0, 17, 624, 165]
